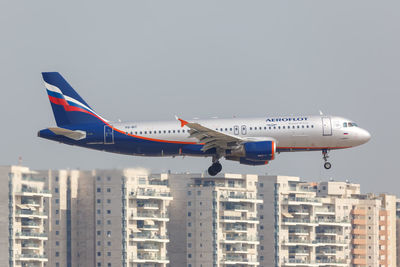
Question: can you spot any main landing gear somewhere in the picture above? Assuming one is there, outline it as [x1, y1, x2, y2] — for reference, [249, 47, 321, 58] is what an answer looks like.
[208, 157, 222, 176]
[322, 149, 332, 169]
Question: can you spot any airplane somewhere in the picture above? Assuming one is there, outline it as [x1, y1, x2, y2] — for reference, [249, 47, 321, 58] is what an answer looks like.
[38, 72, 371, 176]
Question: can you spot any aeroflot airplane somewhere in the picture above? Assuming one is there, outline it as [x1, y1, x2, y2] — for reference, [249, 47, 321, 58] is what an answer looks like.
[38, 72, 371, 176]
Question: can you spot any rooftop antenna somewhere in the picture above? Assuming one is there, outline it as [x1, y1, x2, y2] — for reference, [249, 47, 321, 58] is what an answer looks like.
[18, 156, 22, 166]
[319, 110, 324, 115]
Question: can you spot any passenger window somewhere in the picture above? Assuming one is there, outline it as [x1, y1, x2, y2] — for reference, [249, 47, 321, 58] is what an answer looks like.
[292, 126, 295, 129]
[144, 131, 147, 134]
[173, 130, 175, 133]
[159, 130, 161, 134]
[282, 126, 285, 129]
[149, 131, 152, 134]
[140, 131, 142, 134]
[250, 127, 252, 130]
[302, 125, 304, 128]
[273, 127, 276, 129]
[311, 125, 314, 128]
[264, 127, 266, 130]
[135, 131, 137, 134]
[306, 126, 309, 128]
[182, 130, 185, 133]
[278, 126, 280, 129]
[225, 128, 228, 131]
[269, 127, 271, 130]
[177, 130, 180, 133]
[168, 130, 171, 133]
[163, 130, 166, 134]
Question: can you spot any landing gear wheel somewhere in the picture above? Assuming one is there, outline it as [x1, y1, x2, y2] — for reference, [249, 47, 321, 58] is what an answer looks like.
[208, 162, 222, 176]
[324, 162, 332, 169]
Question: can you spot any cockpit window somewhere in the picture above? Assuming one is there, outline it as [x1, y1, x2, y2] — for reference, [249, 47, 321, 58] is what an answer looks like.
[348, 122, 358, 127]
[343, 122, 347, 128]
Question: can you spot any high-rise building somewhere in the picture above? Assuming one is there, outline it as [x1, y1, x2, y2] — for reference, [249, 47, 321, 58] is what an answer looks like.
[168, 173, 262, 267]
[257, 175, 397, 267]
[0, 165, 51, 267]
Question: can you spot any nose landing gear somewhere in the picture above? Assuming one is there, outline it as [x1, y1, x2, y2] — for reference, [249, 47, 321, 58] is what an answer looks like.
[322, 149, 331, 169]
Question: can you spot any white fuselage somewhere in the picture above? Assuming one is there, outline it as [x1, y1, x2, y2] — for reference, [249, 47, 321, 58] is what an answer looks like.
[113, 115, 371, 151]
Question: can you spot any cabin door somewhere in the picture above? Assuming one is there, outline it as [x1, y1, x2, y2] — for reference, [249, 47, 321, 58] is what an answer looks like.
[322, 117, 332, 136]
[104, 125, 114, 144]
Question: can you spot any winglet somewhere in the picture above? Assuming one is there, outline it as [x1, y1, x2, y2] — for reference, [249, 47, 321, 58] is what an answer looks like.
[175, 115, 189, 127]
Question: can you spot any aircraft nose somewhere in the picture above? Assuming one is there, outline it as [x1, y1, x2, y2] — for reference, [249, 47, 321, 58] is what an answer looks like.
[358, 128, 371, 144]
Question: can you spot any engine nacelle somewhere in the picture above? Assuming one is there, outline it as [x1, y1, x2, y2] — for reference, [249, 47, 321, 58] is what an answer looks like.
[226, 140, 276, 165]
[243, 140, 276, 161]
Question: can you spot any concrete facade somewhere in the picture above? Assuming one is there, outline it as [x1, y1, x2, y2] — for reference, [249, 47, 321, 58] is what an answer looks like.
[257, 176, 397, 267]
[0, 166, 51, 267]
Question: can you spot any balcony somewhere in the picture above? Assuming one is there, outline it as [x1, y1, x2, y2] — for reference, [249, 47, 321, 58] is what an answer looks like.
[352, 219, 366, 225]
[351, 228, 366, 235]
[129, 191, 172, 200]
[315, 239, 347, 246]
[282, 218, 317, 226]
[315, 208, 335, 215]
[352, 248, 366, 255]
[130, 212, 169, 221]
[316, 219, 350, 226]
[351, 209, 366, 216]
[220, 194, 262, 204]
[221, 255, 259, 265]
[220, 216, 259, 224]
[15, 254, 47, 262]
[288, 229, 310, 236]
[15, 210, 47, 219]
[283, 238, 317, 247]
[282, 197, 322, 206]
[316, 249, 336, 256]
[129, 233, 169, 242]
[282, 259, 315, 266]
[352, 238, 366, 245]
[15, 232, 47, 240]
[21, 221, 41, 229]
[137, 203, 159, 210]
[15, 188, 51, 197]
[352, 258, 366, 265]
[137, 244, 160, 252]
[288, 209, 309, 216]
[21, 242, 40, 250]
[137, 225, 159, 231]
[129, 255, 169, 264]
[221, 236, 259, 244]
[225, 226, 248, 233]
[289, 249, 309, 256]
[315, 229, 339, 236]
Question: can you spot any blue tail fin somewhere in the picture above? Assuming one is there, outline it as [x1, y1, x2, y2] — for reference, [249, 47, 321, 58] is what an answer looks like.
[42, 72, 107, 127]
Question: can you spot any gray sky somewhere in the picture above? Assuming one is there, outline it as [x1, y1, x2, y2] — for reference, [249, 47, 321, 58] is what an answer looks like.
[1, 1, 399, 195]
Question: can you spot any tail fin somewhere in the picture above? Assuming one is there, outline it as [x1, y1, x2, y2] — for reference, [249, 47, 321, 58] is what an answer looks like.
[42, 72, 107, 126]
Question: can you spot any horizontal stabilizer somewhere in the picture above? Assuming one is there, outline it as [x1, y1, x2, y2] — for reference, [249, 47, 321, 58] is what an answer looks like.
[48, 127, 86, 141]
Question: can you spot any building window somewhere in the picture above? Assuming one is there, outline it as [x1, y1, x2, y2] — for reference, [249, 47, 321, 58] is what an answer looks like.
[188, 233, 192, 237]
[107, 176, 111, 181]
[56, 241, 59, 246]
[188, 254, 192, 258]
[107, 252, 111, 256]
[97, 220, 101, 225]
[107, 199, 111, 204]
[107, 210, 111, 214]
[188, 212, 191, 217]
[56, 231, 59, 235]
[55, 209, 59, 214]
[97, 176, 101, 181]
[97, 209, 101, 214]
[187, 191, 191, 196]
[107, 241, 111, 246]
[56, 220, 59, 225]
[55, 199, 59, 204]
[188, 243, 192, 248]
[107, 188, 111, 193]
[97, 252, 101, 256]
[107, 231, 111, 237]
[197, 191, 201, 195]
[56, 252, 59, 257]
[107, 220, 111, 225]
[97, 199, 101, 204]
[97, 188, 101, 193]
[188, 201, 191, 206]
[55, 188, 59, 193]
[97, 231, 101, 236]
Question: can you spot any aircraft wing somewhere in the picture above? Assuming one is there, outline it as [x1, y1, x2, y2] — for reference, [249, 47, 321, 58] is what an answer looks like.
[176, 117, 244, 152]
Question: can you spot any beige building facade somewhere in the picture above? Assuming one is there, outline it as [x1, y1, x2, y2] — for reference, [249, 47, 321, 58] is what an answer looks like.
[168, 173, 262, 267]
[257, 175, 397, 267]
[0, 165, 51, 267]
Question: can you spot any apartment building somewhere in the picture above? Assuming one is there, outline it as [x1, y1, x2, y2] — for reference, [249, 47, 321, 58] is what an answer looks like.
[258, 175, 397, 267]
[0, 165, 51, 267]
[168, 173, 262, 267]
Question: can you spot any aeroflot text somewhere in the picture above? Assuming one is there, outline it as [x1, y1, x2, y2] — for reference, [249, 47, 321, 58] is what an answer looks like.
[266, 117, 308, 122]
